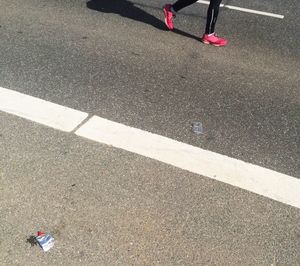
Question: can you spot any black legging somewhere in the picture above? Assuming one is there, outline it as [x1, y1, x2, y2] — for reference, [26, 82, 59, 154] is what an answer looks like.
[172, 0, 223, 34]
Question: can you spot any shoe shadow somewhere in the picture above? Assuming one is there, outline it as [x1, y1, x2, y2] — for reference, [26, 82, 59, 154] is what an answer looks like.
[86, 0, 202, 42]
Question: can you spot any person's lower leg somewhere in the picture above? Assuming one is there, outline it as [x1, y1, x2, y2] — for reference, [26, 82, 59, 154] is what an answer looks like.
[205, 0, 222, 34]
[172, 0, 198, 12]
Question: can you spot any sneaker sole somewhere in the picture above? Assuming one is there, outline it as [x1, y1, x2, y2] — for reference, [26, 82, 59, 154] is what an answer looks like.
[202, 40, 226, 47]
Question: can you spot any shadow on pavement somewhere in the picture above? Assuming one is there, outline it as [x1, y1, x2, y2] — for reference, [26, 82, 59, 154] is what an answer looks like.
[86, 0, 202, 42]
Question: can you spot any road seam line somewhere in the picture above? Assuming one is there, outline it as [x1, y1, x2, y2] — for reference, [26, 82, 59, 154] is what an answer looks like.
[70, 114, 94, 134]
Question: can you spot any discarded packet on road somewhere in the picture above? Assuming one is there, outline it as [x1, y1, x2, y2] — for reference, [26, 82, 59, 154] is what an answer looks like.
[192, 122, 204, 134]
[35, 231, 54, 251]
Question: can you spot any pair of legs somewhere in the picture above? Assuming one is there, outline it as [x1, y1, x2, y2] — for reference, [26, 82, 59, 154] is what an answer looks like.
[163, 0, 227, 46]
[173, 0, 222, 34]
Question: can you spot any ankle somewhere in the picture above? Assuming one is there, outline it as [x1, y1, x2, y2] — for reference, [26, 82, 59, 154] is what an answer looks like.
[170, 6, 176, 15]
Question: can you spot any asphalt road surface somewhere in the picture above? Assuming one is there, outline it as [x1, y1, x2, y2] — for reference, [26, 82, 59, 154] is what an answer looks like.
[0, 0, 299, 265]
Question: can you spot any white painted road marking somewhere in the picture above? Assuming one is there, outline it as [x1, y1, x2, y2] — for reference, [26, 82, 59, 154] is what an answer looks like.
[0, 87, 299, 209]
[197, 0, 284, 19]
[75, 116, 300, 209]
[0, 86, 88, 132]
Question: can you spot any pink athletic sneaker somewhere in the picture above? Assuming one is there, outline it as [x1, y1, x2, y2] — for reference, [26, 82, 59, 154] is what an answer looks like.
[202, 33, 228, 47]
[163, 4, 175, 30]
